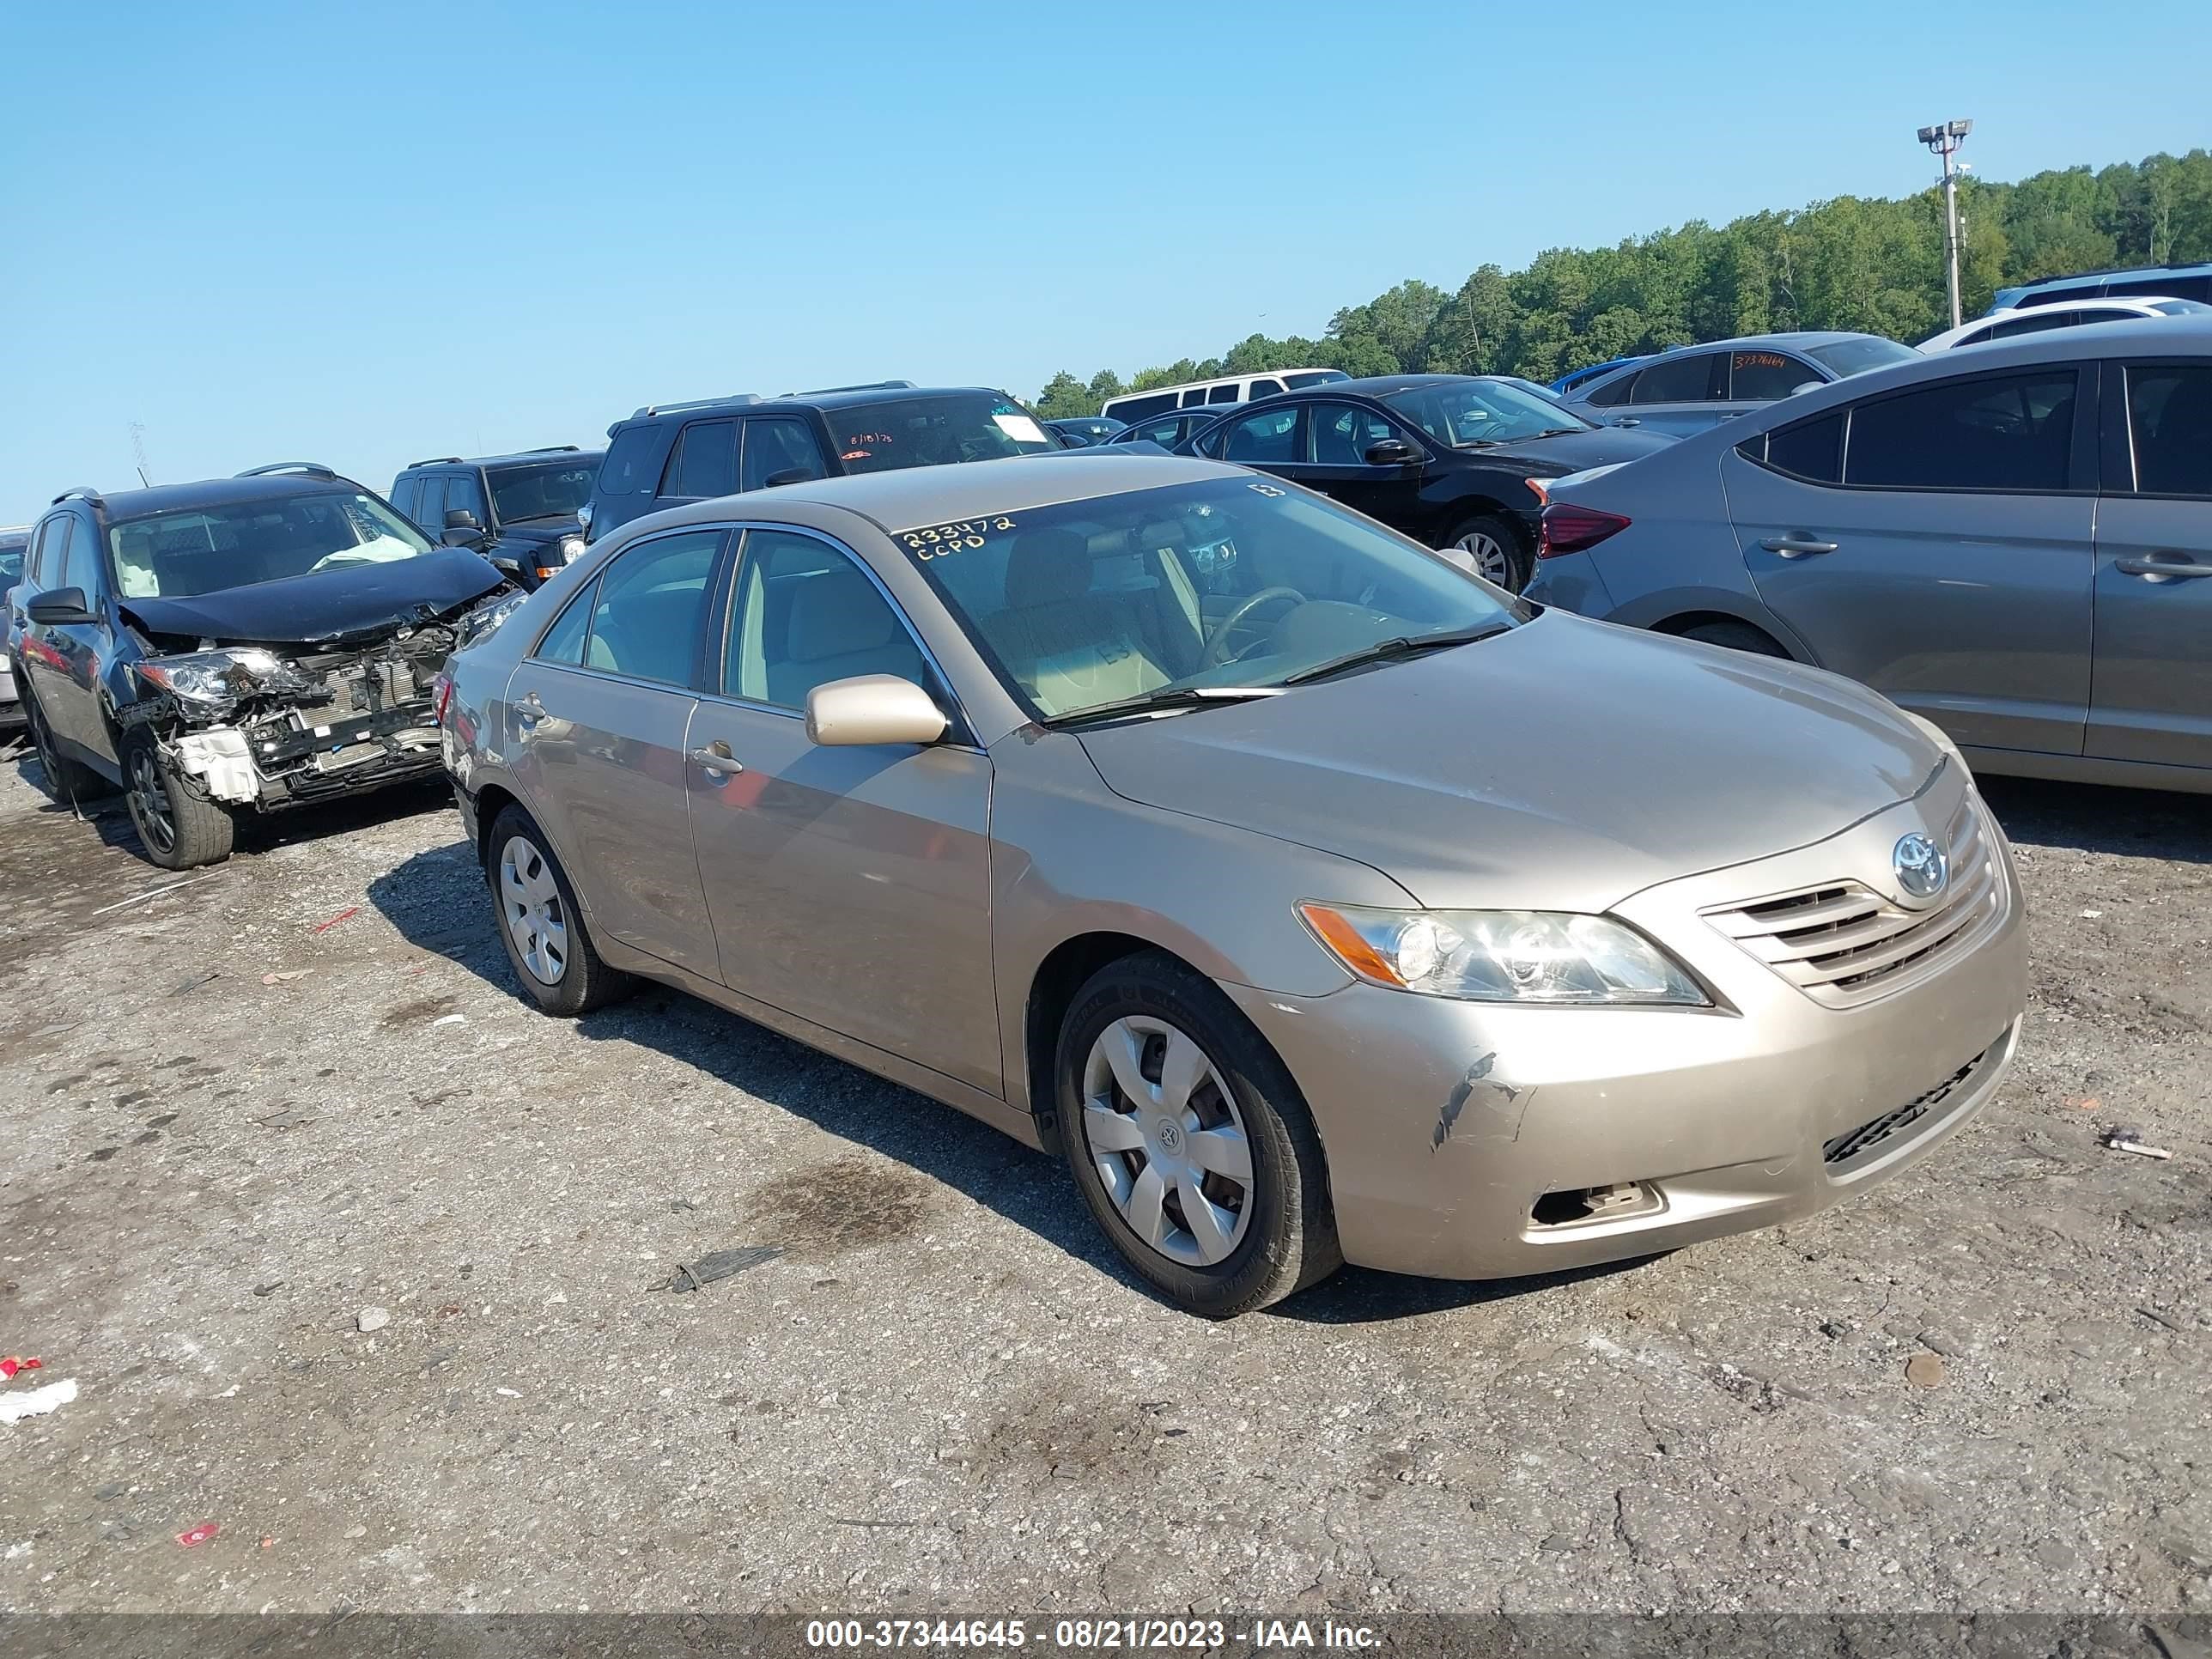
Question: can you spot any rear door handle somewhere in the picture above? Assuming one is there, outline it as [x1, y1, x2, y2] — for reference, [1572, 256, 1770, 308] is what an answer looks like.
[1760, 536, 1839, 557]
[690, 742, 744, 775]
[2117, 556, 2212, 580]
[514, 692, 544, 726]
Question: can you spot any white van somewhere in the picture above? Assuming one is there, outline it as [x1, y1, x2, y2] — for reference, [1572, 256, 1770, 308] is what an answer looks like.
[1100, 368, 1346, 425]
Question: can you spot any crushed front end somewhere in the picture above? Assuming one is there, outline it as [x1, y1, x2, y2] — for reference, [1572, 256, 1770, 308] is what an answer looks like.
[118, 592, 520, 812]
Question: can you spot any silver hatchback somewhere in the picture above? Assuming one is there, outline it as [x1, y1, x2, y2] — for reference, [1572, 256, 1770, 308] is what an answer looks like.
[1528, 317, 2212, 793]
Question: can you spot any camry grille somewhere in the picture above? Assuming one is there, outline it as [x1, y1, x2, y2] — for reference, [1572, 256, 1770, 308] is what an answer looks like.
[1703, 794, 2003, 1008]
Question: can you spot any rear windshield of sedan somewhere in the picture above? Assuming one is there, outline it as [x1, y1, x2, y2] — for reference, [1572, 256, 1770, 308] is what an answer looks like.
[107, 492, 434, 600]
[894, 477, 1518, 720]
[824, 394, 1060, 473]
[1804, 337, 1920, 378]
[1381, 380, 1593, 446]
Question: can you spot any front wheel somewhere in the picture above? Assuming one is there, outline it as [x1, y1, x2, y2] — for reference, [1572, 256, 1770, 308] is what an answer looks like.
[484, 804, 631, 1017]
[1057, 951, 1340, 1317]
[1440, 514, 1530, 592]
[123, 731, 234, 869]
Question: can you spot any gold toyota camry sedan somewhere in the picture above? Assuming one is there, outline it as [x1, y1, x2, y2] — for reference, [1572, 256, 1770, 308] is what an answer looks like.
[438, 452, 2027, 1317]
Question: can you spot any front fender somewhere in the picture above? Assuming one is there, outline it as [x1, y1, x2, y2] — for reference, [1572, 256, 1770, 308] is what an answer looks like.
[988, 728, 1415, 1114]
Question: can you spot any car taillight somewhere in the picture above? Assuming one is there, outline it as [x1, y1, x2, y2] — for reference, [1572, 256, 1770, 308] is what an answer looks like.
[1538, 502, 1631, 558]
[432, 672, 453, 726]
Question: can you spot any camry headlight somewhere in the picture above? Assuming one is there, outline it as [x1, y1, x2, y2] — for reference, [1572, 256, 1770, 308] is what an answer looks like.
[137, 648, 287, 703]
[456, 588, 528, 650]
[1297, 903, 1706, 1006]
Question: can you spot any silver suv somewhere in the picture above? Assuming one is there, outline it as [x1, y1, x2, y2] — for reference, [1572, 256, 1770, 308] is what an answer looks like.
[1528, 317, 2212, 792]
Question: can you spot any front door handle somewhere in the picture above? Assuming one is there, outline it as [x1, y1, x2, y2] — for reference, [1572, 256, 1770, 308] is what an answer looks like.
[2117, 555, 2212, 581]
[1761, 536, 1839, 558]
[690, 741, 744, 776]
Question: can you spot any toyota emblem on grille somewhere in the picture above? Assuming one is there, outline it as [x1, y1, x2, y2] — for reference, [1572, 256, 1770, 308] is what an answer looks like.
[1893, 832, 1949, 901]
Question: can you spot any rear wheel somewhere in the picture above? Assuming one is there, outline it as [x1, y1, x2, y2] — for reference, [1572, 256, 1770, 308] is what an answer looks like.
[122, 730, 234, 869]
[1440, 514, 1529, 592]
[1057, 951, 1340, 1318]
[485, 804, 631, 1017]
[24, 695, 108, 805]
[1679, 620, 1789, 659]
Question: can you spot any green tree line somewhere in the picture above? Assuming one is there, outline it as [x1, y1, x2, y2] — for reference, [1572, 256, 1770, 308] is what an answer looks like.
[1034, 149, 2212, 417]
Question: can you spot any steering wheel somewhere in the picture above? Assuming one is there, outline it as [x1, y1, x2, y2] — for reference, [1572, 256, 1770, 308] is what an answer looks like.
[1201, 586, 1306, 666]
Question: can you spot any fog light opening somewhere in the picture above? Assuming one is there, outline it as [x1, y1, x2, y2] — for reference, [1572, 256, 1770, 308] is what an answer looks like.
[1530, 1181, 1657, 1228]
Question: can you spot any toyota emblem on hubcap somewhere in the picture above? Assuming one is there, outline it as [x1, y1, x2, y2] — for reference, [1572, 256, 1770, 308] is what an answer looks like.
[1893, 832, 1948, 902]
[1156, 1120, 1182, 1153]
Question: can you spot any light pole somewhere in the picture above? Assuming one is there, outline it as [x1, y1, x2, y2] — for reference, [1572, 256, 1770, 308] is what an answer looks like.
[1918, 118, 1973, 328]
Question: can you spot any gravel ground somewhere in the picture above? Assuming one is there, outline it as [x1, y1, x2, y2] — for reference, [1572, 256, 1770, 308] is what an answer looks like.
[0, 752, 2205, 1620]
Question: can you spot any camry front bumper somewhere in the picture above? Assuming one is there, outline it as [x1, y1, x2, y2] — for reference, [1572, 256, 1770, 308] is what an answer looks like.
[1224, 775, 2029, 1281]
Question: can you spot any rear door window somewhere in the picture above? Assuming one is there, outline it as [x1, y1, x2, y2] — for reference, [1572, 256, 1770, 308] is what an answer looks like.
[2124, 365, 2212, 496]
[1305, 402, 1397, 465]
[582, 529, 725, 685]
[1107, 392, 1178, 422]
[1989, 311, 2079, 340]
[416, 477, 448, 532]
[1632, 354, 1720, 404]
[1181, 388, 1212, 407]
[1584, 372, 1637, 408]
[1844, 370, 2081, 491]
[390, 477, 422, 524]
[666, 420, 738, 499]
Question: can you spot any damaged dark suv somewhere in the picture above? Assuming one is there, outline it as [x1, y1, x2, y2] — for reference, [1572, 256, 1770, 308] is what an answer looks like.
[10, 464, 517, 869]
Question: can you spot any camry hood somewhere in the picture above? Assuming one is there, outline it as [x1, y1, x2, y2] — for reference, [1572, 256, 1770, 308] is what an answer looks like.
[1074, 612, 1943, 914]
[119, 548, 507, 651]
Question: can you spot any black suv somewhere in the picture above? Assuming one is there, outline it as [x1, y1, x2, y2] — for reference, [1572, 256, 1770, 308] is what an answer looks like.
[1180, 375, 1674, 592]
[390, 447, 601, 588]
[10, 464, 514, 869]
[583, 381, 1061, 543]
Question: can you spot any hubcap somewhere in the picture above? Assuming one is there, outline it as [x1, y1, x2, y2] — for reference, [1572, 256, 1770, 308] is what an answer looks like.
[1080, 1016, 1254, 1268]
[1451, 530, 1512, 587]
[129, 747, 176, 853]
[498, 836, 568, 986]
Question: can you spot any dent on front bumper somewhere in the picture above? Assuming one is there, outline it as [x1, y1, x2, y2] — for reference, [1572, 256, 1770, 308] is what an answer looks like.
[1223, 775, 2029, 1281]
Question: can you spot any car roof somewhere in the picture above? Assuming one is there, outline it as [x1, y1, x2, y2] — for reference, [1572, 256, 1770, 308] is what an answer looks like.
[63, 472, 365, 523]
[622, 452, 1234, 538]
[407, 447, 604, 471]
[617, 385, 1018, 432]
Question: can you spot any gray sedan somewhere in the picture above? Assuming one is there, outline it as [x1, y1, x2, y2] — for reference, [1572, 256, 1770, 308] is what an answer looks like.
[1527, 316, 2212, 792]
[439, 453, 2025, 1316]
[1555, 331, 1920, 436]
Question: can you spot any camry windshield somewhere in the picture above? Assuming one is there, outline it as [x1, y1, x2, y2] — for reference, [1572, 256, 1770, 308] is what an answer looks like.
[826, 394, 1060, 473]
[107, 492, 434, 600]
[488, 460, 597, 523]
[1381, 380, 1594, 446]
[896, 478, 1520, 721]
[1805, 337, 1920, 378]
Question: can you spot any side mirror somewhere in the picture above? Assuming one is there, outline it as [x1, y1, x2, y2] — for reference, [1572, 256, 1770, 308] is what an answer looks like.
[805, 674, 948, 748]
[445, 508, 482, 531]
[1364, 438, 1422, 467]
[27, 587, 98, 626]
[1789, 381, 1823, 398]
[763, 467, 814, 489]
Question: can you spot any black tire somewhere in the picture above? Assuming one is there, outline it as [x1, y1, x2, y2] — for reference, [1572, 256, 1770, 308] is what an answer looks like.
[1679, 620, 1790, 659]
[23, 694, 110, 805]
[121, 729, 234, 869]
[1439, 512, 1531, 593]
[483, 804, 631, 1017]
[1056, 951, 1340, 1318]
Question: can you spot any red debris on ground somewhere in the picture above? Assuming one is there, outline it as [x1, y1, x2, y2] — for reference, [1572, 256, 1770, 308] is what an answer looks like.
[175, 1522, 220, 1548]
[0, 1356, 41, 1380]
[313, 905, 362, 933]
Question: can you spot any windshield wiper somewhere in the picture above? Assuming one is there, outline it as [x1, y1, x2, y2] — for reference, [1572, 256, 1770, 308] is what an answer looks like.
[1281, 624, 1512, 687]
[1044, 685, 1285, 728]
[1531, 426, 1586, 438]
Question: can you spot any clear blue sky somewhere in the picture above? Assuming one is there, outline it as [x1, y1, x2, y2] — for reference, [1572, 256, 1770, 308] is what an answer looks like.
[3, 0, 2206, 524]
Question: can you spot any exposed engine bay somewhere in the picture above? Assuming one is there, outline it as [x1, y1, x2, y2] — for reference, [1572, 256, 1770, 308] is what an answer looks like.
[116, 589, 519, 811]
